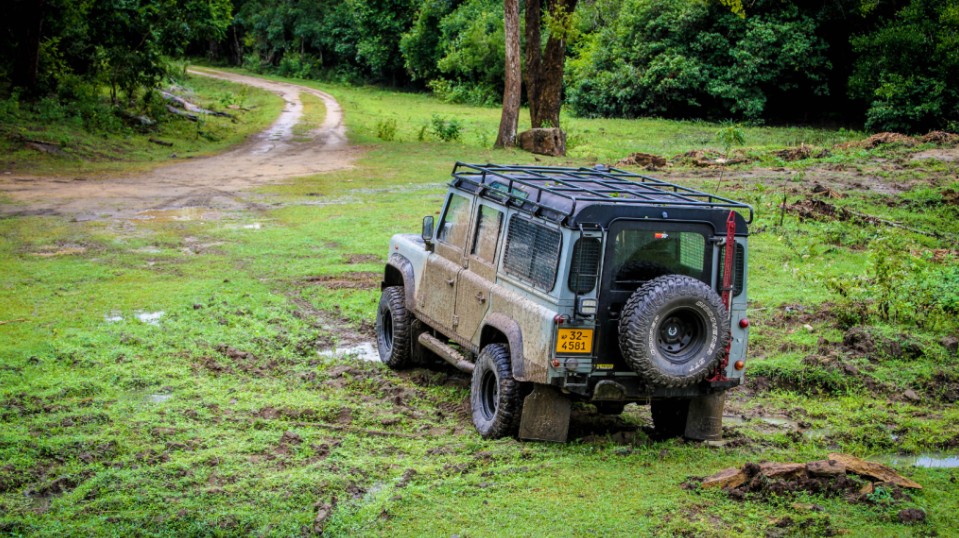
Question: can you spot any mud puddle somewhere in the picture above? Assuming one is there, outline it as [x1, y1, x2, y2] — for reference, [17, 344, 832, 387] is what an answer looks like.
[879, 453, 959, 469]
[146, 393, 173, 404]
[104, 310, 165, 325]
[133, 208, 223, 222]
[723, 415, 833, 440]
[318, 342, 379, 362]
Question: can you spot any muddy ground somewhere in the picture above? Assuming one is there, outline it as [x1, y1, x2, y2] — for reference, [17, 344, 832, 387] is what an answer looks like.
[0, 68, 357, 220]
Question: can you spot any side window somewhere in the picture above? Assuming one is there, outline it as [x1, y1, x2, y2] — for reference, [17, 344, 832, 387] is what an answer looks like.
[568, 238, 601, 294]
[437, 194, 472, 249]
[471, 205, 503, 263]
[503, 216, 562, 291]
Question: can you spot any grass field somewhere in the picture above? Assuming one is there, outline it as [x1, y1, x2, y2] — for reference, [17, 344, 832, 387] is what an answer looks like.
[1, 70, 958, 536]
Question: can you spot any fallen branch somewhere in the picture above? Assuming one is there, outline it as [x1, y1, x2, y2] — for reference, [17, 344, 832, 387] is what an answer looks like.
[161, 90, 235, 119]
[790, 199, 955, 243]
[148, 138, 173, 147]
[0, 318, 28, 326]
[166, 105, 199, 122]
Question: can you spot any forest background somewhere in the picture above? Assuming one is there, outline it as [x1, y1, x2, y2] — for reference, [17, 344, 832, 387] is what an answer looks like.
[3, 0, 958, 135]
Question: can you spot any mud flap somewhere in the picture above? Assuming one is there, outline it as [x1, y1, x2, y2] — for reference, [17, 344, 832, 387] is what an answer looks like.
[684, 391, 726, 441]
[518, 385, 571, 443]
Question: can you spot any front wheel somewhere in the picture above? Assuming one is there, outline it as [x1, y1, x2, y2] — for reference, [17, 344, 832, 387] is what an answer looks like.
[375, 286, 412, 370]
[470, 343, 521, 438]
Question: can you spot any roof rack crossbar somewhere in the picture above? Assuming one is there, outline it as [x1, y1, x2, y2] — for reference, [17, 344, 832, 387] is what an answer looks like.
[450, 162, 754, 223]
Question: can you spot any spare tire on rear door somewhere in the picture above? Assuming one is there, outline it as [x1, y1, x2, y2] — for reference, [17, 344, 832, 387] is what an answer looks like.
[618, 274, 728, 387]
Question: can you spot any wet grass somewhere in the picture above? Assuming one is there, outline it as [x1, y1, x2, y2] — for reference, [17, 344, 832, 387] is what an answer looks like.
[2, 72, 959, 536]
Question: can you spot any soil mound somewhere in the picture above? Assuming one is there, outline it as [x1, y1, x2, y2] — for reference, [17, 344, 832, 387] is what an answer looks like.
[616, 152, 668, 170]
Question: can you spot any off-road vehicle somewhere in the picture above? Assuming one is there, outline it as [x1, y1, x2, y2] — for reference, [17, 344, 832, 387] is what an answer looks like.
[377, 163, 751, 442]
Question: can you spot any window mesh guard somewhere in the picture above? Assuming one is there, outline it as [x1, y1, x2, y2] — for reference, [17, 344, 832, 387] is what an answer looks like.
[569, 238, 601, 293]
[504, 217, 562, 291]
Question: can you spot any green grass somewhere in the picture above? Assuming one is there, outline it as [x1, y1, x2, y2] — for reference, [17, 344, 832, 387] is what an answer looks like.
[2, 70, 958, 536]
[0, 75, 283, 176]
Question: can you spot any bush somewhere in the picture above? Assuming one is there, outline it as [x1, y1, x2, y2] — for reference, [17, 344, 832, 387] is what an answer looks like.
[375, 118, 398, 141]
[849, 0, 959, 133]
[565, 0, 830, 121]
[428, 114, 462, 142]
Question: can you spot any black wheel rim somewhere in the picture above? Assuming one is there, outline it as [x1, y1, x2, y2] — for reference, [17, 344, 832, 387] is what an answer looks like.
[479, 370, 498, 421]
[657, 307, 707, 363]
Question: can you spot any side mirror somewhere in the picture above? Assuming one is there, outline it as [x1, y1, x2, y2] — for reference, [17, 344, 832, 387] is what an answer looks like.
[421, 216, 435, 249]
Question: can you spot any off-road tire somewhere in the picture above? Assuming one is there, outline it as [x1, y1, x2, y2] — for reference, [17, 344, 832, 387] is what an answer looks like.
[619, 274, 728, 387]
[651, 399, 691, 438]
[375, 286, 412, 370]
[470, 343, 521, 439]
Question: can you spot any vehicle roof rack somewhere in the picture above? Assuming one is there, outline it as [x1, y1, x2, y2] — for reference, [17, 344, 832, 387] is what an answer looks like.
[450, 162, 754, 224]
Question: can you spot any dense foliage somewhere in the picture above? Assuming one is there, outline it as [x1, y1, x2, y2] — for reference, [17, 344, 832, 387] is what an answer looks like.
[2, 0, 957, 132]
[849, 0, 959, 132]
[565, 0, 831, 121]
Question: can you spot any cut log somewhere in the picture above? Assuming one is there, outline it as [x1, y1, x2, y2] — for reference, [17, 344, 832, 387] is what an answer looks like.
[827, 453, 922, 489]
[806, 459, 846, 477]
[758, 462, 806, 479]
[701, 467, 748, 489]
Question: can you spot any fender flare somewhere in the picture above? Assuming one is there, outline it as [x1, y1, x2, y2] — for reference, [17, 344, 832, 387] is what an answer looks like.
[483, 313, 526, 381]
[385, 253, 416, 311]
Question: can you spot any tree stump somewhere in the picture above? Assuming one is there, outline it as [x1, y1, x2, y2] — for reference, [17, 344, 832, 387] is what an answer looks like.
[518, 128, 566, 156]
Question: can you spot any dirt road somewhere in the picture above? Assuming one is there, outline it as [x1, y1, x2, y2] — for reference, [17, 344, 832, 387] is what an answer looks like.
[0, 68, 356, 220]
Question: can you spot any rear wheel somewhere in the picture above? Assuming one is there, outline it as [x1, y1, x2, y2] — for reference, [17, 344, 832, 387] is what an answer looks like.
[470, 343, 521, 438]
[375, 286, 411, 370]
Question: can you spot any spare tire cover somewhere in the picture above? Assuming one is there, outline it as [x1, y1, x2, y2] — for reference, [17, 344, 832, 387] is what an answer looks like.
[618, 274, 729, 387]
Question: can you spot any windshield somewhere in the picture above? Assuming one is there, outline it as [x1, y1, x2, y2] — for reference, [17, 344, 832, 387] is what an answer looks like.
[611, 229, 707, 289]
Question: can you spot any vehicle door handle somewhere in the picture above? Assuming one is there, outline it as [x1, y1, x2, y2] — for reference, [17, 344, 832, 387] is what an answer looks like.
[475, 292, 486, 304]
[446, 278, 455, 286]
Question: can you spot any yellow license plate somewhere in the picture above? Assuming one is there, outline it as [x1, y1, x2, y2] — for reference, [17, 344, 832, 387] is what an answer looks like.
[556, 328, 594, 354]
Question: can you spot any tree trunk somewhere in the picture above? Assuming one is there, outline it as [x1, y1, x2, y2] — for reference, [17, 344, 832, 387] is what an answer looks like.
[526, 0, 578, 130]
[525, 0, 544, 126]
[10, 0, 47, 93]
[495, 0, 521, 148]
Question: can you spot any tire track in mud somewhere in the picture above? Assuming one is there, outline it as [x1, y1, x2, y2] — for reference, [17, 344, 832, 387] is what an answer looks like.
[0, 68, 357, 220]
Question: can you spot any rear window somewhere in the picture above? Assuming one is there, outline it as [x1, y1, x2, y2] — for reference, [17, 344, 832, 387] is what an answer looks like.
[612, 230, 706, 289]
[503, 216, 561, 291]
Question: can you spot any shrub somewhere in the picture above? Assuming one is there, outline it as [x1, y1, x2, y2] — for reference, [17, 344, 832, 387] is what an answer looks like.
[849, 0, 959, 133]
[375, 118, 398, 141]
[565, 0, 830, 121]
[428, 115, 462, 142]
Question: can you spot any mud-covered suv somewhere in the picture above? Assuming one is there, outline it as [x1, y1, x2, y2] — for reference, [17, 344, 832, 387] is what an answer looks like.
[377, 163, 752, 442]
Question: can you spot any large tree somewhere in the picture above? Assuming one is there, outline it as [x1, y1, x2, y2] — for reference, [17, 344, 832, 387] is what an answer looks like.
[494, 0, 521, 148]
[525, 0, 578, 129]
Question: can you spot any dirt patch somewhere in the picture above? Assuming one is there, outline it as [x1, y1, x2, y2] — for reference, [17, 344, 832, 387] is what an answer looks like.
[345, 254, 382, 264]
[305, 271, 379, 290]
[919, 131, 959, 145]
[616, 152, 668, 170]
[897, 508, 927, 524]
[671, 149, 754, 167]
[0, 68, 356, 220]
[840, 132, 917, 149]
[773, 144, 830, 162]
